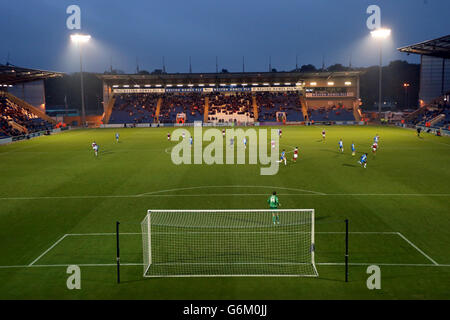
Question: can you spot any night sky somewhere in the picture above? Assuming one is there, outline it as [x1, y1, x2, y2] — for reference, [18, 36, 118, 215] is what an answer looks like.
[1, 0, 449, 73]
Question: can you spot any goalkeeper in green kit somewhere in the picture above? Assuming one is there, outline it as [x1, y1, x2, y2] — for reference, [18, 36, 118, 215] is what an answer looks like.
[268, 191, 281, 225]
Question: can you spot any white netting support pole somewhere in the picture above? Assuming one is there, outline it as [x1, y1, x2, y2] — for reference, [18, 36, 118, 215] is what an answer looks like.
[147, 211, 152, 266]
[311, 209, 318, 276]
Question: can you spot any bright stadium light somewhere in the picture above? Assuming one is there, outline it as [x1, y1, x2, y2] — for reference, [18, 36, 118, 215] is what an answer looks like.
[155, 84, 162, 87]
[209, 83, 215, 86]
[241, 83, 248, 86]
[274, 83, 280, 86]
[284, 82, 291, 85]
[345, 81, 352, 86]
[177, 84, 183, 87]
[70, 33, 91, 127]
[310, 82, 317, 86]
[327, 81, 334, 86]
[295, 82, 302, 86]
[166, 84, 173, 87]
[263, 83, 269, 86]
[70, 33, 91, 43]
[371, 27, 392, 119]
[370, 28, 391, 39]
[198, 84, 204, 87]
[252, 83, 259, 86]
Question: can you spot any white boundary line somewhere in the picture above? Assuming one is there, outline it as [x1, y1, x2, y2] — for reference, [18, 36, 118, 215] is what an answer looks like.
[396, 232, 439, 265]
[1, 193, 450, 200]
[4, 231, 442, 270]
[28, 234, 68, 266]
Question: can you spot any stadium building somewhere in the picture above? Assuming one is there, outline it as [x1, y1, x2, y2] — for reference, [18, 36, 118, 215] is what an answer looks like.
[98, 71, 362, 126]
[0, 64, 62, 143]
[399, 35, 450, 133]
[399, 34, 450, 106]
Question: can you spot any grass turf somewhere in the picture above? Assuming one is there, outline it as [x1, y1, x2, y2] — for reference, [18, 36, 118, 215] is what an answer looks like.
[0, 125, 449, 299]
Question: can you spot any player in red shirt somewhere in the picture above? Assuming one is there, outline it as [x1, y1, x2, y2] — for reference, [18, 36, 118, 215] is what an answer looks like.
[167, 132, 171, 141]
[372, 142, 378, 154]
[293, 147, 299, 162]
[322, 129, 326, 141]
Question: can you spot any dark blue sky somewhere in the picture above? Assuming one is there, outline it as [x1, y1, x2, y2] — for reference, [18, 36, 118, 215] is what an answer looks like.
[1, 0, 449, 73]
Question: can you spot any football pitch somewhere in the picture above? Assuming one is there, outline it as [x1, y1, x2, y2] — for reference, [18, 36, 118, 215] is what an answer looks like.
[0, 125, 449, 299]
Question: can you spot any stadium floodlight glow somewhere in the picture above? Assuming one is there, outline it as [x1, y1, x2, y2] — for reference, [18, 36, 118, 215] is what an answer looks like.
[166, 84, 173, 87]
[370, 28, 391, 39]
[155, 84, 162, 87]
[177, 84, 183, 87]
[188, 84, 194, 87]
[220, 83, 226, 86]
[263, 83, 269, 86]
[371, 27, 392, 119]
[241, 83, 248, 86]
[209, 83, 215, 86]
[112, 85, 119, 88]
[198, 84, 205, 87]
[134, 85, 140, 88]
[327, 81, 334, 86]
[70, 33, 91, 127]
[70, 33, 91, 43]
[252, 83, 259, 86]
[274, 83, 280, 86]
[295, 82, 302, 86]
[284, 82, 291, 85]
[144, 84, 151, 87]
[230, 83, 237, 86]
[123, 85, 129, 88]
[345, 81, 352, 86]
[310, 82, 317, 86]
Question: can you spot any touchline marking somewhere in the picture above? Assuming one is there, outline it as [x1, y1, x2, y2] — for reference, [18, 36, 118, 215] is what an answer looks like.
[28, 234, 68, 266]
[396, 232, 439, 265]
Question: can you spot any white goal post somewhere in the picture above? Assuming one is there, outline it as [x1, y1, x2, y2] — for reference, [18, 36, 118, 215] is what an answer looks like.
[141, 209, 318, 278]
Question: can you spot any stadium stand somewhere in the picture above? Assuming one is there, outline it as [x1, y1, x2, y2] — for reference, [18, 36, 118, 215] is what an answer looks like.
[256, 92, 303, 122]
[159, 93, 204, 123]
[0, 95, 54, 137]
[308, 104, 355, 122]
[109, 93, 159, 124]
[208, 92, 254, 123]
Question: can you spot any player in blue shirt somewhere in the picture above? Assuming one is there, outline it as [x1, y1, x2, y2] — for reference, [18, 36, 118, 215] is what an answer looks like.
[230, 137, 234, 147]
[277, 149, 287, 165]
[338, 139, 344, 153]
[351, 142, 356, 156]
[358, 153, 368, 168]
[374, 134, 379, 144]
[189, 136, 193, 146]
[115, 132, 120, 143]
[243, 137, 247, 149]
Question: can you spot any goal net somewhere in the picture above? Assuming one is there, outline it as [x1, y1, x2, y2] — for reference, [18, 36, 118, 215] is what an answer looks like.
[141, 209, 318, 277]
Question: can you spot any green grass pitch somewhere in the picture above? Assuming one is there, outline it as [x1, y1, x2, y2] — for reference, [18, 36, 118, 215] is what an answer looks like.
[0, 125, 449, 299]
